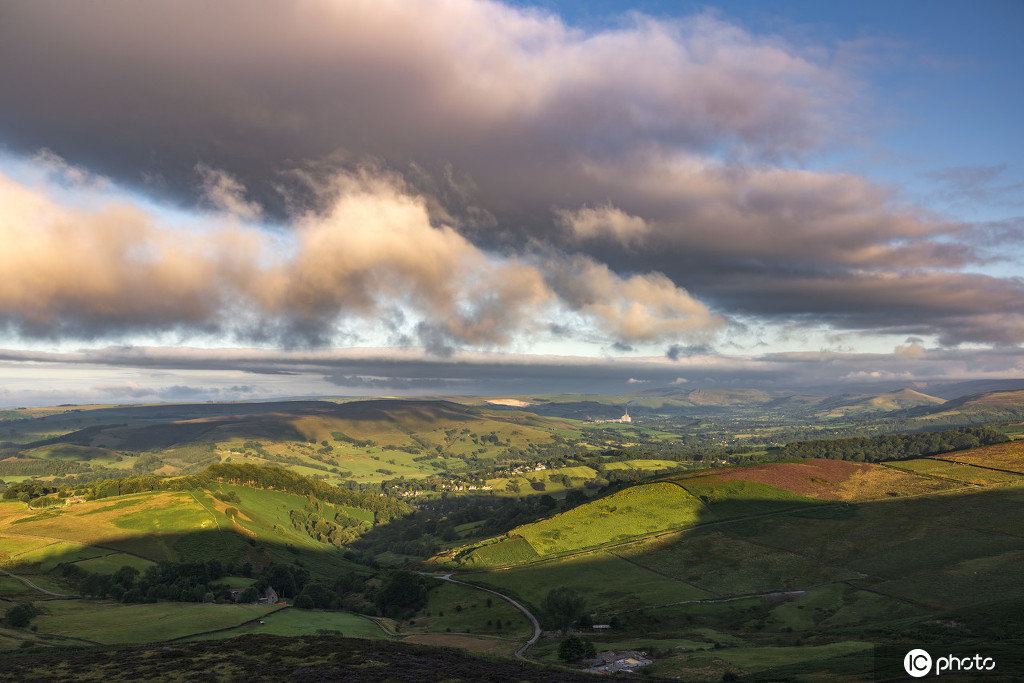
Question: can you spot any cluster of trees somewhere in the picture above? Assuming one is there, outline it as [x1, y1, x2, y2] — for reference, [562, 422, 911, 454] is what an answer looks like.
[0, 456, 90, 478]
[2, 481, 76, 506]
[62, 559, 245, 604]
[289, 504, 364, 547]
[559, 635, 597, 661]
[542, 586, 588, 632]
[330, 432, 376, 448]
[776, 426, 1008, 463]
[375, 570, 429, 618]
[60, 559, 324, 607]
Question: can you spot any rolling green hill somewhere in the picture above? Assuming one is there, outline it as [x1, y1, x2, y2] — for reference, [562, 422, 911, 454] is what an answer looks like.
[4, 393, 1024, 680]
[441, 441, 1024, 679]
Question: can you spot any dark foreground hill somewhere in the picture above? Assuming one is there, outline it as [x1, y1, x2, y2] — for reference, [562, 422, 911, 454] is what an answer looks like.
[0, 633, 632, 682]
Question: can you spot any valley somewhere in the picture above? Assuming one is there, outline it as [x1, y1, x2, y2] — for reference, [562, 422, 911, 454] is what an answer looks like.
[2, 386, 1024, 680]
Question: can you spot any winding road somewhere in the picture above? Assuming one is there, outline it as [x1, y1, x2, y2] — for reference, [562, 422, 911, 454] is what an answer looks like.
[0, 568, 69, 597]
[421, 572, 541, 660]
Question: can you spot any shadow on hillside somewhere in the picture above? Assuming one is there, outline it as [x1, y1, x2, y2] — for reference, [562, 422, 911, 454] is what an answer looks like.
[20, 399, 484, 451]
[421, 485, 1024, 649]
[4, 485, 1024, 663]
[1, 527, 360, 582]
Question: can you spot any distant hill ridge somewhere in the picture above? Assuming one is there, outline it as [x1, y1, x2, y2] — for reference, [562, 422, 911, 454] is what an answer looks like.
[19, 399, 483, 450]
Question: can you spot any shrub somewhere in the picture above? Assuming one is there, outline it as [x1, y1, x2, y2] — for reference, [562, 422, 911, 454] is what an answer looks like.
[6, 603, 38, 628]
[558, 635, 596, 661]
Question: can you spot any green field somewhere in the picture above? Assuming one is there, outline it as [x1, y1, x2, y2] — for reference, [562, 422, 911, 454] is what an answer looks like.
[406, 581, 533, 639]
[34, 600, 279, 644]
[620, 530, 859, 595]
[460, 535, 539, 568]
[73, 552, 156, 575]
[885, 458, 1024, 484]
[6, 542, 107, 573]
[469, 551, 711, 613]
[513, 482, 704, 556]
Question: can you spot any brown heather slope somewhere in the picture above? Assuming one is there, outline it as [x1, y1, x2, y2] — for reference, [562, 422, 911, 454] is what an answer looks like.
[674, 459, 959, 501]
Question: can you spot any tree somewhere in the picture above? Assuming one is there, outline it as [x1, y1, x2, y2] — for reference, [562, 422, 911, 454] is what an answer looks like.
[6, 603, 38, 628]
[558, 635, 596, 661]
[113, 565, 140, 589]
[296, 582, 338, 610]
[376, 571, 428, 618]
[239, 586, 260, 603]
[542, 586, 586, 633]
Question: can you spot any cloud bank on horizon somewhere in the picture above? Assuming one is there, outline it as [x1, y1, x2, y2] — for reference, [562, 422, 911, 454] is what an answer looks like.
[0, 0, 1021, 402]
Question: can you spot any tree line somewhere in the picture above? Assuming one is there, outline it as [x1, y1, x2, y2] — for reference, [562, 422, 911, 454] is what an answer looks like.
[775, 426, 1008, 462]
[2, 463, 413, 523]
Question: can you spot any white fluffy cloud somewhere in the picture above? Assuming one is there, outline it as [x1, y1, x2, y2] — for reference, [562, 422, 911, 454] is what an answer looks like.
[0, 161, 721, 350]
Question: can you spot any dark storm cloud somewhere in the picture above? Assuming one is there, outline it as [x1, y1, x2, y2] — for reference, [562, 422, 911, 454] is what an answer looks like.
[699, 271, 1024, 346]
[0, 0, 844, 216]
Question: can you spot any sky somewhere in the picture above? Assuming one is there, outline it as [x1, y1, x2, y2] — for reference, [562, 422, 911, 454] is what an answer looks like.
[0, 0, 1022, 406]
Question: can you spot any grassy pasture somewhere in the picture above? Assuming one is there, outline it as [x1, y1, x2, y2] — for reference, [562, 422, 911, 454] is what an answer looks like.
[468, 551, 711, 613]
[328, 450, 434, 481]
[546, 465, 597, 479]
[33, 599, 278, 644]
[6, 541, 104, 573]
[0, 534, 54, 562]
[885, 457, 1024, 484]
[718, 496, 985, 575]
[869, 547, 1024, 609]
[0, 575, 49, 600]
[933, 439, 1024, 473]
[460, 535, 539, 568]
[79, 498, 146, 516]
[73, 552, 156, 575]
[815, 586, 925, 629]
[514, 482, 704, 555]
[113, 496, 216, 534]
[620, 530, 859, 595]
[602, 459, 686, 471]
[677, 480, 819, 519]
[1, 483, 361, 589]
[708, 486, 1024, 611]
[0, 492, 203, 555]
[407, 581, 533, 639]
